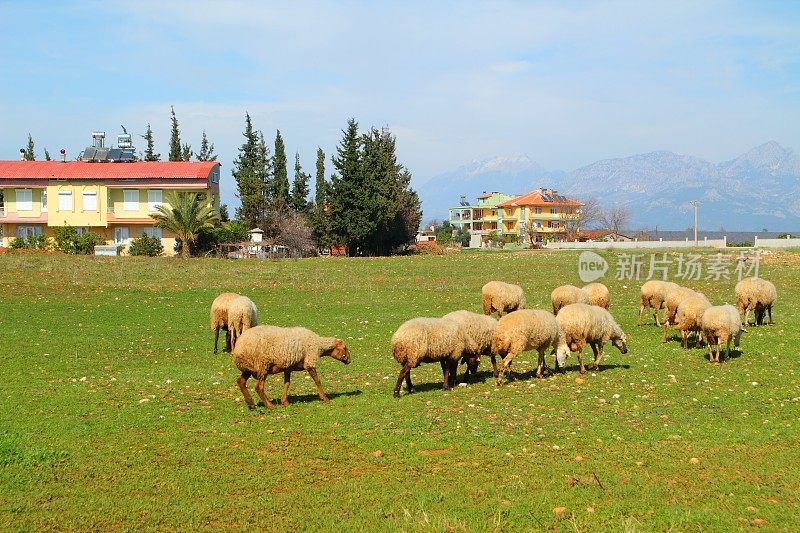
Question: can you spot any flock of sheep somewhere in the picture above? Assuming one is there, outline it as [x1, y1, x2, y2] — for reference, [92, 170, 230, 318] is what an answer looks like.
[638, 276, 776, 363]
[210, 275, 776, 408]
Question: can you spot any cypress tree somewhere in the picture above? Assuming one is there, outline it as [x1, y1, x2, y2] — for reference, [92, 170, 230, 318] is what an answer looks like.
[272, 130, 289, 207]
[169, 106, 182, 161]
[44, 148, 52, 161]
[312, 147, 332, 250]
[196, 131, 217, 161]
[23, 134, 35, 160]
[142, 124, 160, 161]
[290, 153, 311, 214]
[232, 113, 267, 228]
[181, 143, 192, 161]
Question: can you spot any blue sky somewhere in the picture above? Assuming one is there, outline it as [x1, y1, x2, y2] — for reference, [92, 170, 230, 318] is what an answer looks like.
[1, 1, 799, 210]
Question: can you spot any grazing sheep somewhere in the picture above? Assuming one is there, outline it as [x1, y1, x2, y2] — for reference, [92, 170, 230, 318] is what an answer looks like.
[443, 310, 498, 382]
[551, 284, 589, 314]
[661, 286, 697, 343]
[391, 317, 467, 397]
[674, 293, 711, 349]
[556, 303, 628, 374]
[735, 277, 777, 326]
[638, 280, 679, 326]
[210, 292, 240, 354]
[228, 296, 258, 351]
[583, 282, 610, 309]
[702, 305, 743, 363]
[491, 309, 568, 383]
[231, 325, 350, 408]
[481, 281, 527, 317]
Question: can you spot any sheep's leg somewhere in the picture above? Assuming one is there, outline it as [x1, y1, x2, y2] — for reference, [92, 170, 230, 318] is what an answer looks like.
[394, 363, 412, 398]
[653, 307, 661, 327]
[706, 339, 713, 362]
[535, 349, 547, 378]
[225, 328, 232, 352]
[681, 331, 688, 350]
[213, 327, 220, 354]
[768, 305, 773, 325]
[236, 372, 256, 409]
[576, 344, 586, 375]
[742, 307, 750, 327]
[586, 343, 599, 370]
[448, 359, 459, 388]
[661, 322, 669, 343]
[254, 377, 274, 408]
[496, 352, 517, 385]
[307, 367, 330, 402]
[404, 371, 415, 394]
[440, 360, 452, 391]
[590, 343, 606, 370]
[637, 304, 644, 326]
[280, 371, 292, 406]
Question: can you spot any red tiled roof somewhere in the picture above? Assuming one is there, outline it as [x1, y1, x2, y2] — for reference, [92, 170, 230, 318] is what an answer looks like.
[0, 161, 219, 180]
[497, 189, 582, 208]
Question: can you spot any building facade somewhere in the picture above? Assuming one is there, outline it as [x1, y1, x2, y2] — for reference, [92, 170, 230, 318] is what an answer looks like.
[0, 160, 221, 255]
[449, 188, 582, 243]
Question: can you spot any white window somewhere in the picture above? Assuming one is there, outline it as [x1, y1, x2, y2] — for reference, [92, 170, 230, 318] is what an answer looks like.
[123, 189, 139, 211]
[550, 207, 558, 214]
[534, 207, 542, 214]
[17, 226, 43, 237]
[15, 189, 32, 211]
[143, 227, 163, 239]
[41, 189, 48, 212]
[535, 221, 543, 228]
[147, 189, 162, 212]
[58, 191, 73, 211]
[75, 227, 91, 237]
[114, 227, 130, 244]
[82, 190, 97, 211]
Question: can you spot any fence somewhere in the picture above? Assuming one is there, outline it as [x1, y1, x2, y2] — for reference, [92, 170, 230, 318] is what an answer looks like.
[752, 236, 800, 248]
[545, 236, 727, 250]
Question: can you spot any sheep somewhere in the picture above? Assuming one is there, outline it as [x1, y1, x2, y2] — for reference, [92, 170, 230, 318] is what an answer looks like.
[551, 284, 589, 315]
[702, 304, 744, 363]
[735, 277, 777, 326]
[674, 293, 711, 349]
[228, 296, 258, 351]
[481, 281, 526, 317]
[391, 317, 467, 397]
[491, 309, 568, 383]
[210, 292, 240, 354]
[661, 286, 697, 343]
[231, 325, 350, 408]
[556, 303, 628, 374]
[442, 310, 498, 382]
[583, 282, 610, 309]
[637, 280, 679, 326]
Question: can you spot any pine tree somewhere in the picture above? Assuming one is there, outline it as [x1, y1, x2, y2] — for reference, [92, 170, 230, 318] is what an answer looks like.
[24, 134, 35, 161]
[142, 124, 160, 161]
[181, 143, 192, 161]
[329, 118, 370, 255]
[312, 147, 333, 250]
[44, 148, 51, 161]
[232, 113, 267, 228]
[196, 131, 217, 161]
[272, 130, 290, 207]
[290, 153, 311, 214]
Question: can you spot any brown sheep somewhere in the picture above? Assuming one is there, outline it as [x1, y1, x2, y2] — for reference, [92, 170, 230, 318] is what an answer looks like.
[637, 280, 678, 326]
[210, 292, 240, 354]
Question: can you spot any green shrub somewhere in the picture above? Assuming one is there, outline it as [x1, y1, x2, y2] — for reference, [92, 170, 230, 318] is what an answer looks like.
[727, 241, 753, 247]
[53, 225, 99, 254]
[10, 234, 49, 250]
[128, 235, 164, 257]
[9, 237, 26, 249]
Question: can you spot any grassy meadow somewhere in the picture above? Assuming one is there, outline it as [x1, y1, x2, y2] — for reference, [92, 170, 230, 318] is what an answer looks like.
[1, 249, 798, 531]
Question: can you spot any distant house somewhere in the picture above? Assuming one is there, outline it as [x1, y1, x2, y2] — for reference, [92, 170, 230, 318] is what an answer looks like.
[578, 230, 633, 242]
[448, 188, 582, 244]
[415, 230, 437, 243]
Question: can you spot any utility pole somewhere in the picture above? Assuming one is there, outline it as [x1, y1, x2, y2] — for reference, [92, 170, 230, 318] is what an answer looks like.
[690, 200, 700, 246]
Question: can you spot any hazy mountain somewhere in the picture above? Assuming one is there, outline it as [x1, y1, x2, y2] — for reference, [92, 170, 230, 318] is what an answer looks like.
[418, 142, 800, 231]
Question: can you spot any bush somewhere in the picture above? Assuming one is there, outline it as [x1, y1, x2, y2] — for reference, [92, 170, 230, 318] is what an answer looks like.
[179, 221, 251, 257]
[10, 234, 49, 250]
[53, 225, 100, 254]
[413, 242, 444, 255]
[454, 228, 471, 247]
[128, 235, 164, 256]
[727, 241, 753, 247]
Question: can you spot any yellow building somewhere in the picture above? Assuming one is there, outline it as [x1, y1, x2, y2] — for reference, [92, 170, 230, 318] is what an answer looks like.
[497, 188, 582, 242]
[0, 160, 221, 255]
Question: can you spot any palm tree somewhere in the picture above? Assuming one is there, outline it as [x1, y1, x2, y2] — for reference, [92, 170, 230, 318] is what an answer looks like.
[150, 191, 219, 258]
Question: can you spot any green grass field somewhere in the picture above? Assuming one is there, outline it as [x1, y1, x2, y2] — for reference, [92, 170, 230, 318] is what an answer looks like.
[1, 250, 798, 531]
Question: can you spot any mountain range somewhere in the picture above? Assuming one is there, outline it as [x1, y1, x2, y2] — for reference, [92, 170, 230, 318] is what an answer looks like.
[416, 141, 800, 231]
